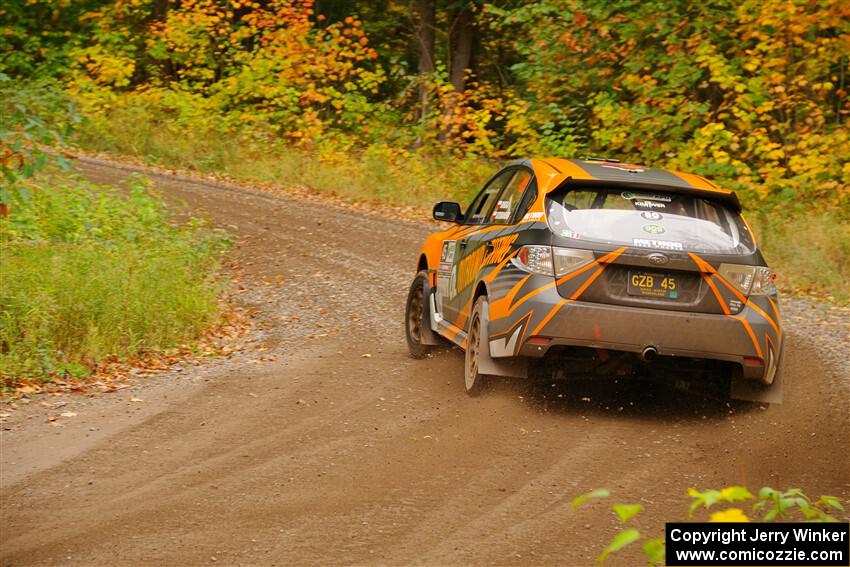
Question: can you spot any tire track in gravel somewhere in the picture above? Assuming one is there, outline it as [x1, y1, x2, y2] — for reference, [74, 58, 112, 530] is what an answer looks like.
[1, 158, 847, 566]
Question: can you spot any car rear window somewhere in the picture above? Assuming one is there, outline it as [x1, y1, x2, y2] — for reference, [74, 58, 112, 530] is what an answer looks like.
[546, 187, 755, 254]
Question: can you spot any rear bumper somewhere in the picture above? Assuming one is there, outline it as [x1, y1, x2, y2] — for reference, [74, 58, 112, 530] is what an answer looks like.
[515, 298, 781, 382]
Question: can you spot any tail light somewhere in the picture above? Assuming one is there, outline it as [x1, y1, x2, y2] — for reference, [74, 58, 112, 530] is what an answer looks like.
[751, 267, 777, 295]
[514, 245, 554, 276]
[718, 264, 775, 296]
[553, 247, 594, 276]
[513, 246, 595, 277]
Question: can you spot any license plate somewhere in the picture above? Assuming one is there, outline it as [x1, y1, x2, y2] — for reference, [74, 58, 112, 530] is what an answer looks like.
[627, 271, 679, 299]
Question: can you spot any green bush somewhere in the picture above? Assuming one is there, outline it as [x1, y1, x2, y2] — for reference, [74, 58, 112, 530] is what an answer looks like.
[0, 174, 230, 384]
[0, 76, 77, 207]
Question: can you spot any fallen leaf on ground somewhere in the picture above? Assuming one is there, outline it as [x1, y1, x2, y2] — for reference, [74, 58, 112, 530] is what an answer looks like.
[60, 412, 78, 417]
[129, 397, 143, 402]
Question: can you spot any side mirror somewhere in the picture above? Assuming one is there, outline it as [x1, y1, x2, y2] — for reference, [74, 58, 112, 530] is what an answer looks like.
[433, 201, 463, 223]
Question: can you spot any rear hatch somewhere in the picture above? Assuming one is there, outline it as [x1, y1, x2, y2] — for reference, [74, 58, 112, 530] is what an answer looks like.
[546, 186, 757, 314]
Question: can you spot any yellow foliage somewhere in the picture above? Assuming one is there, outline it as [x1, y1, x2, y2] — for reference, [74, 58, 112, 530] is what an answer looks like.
[709, 508, 750, 522]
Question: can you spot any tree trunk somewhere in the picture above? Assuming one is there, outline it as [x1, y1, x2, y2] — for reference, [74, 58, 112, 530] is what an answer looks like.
[448, 3, 475, 92]
[415, 0, 436, 123]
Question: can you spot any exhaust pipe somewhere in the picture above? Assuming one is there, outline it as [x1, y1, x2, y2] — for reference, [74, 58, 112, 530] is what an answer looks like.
[640, 346, 658, 362]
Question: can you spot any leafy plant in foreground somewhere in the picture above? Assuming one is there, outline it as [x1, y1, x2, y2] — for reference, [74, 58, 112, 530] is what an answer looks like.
[571, 486, 846, 565]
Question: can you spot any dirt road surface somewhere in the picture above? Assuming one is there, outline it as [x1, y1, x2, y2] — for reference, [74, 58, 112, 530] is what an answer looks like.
[2, 159, 848, 566]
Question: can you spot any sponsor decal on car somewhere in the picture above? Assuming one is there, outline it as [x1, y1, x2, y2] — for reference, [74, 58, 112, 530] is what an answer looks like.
[522, 211, 545, 221]
[642, 224, 666, 235]
[632, 238, 684, 251]
[492, 199, 513, 221]
[561, 228, 582, 239]
[440, 241, 457, 263]
[621, 191, 672, 202]
[641, 211, 663, 221]
[634, 200, 666, 209]
[455, 234, 519, 294]
[601, 163, 645, 173]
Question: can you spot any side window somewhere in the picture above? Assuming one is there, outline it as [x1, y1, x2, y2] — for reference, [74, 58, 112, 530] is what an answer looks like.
[513, 175, 538, 221]
[490, 169, 534, 224]
[465, 169, 514, 225]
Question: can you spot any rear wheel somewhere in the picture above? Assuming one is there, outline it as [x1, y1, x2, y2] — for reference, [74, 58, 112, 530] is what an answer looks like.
[464, 297, 493, 396]
[405, 270, 432, 359]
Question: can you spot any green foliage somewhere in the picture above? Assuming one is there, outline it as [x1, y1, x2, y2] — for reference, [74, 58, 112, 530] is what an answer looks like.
[598, 528, 640, 563]
[68, 0, 387, 146]
[754, 487, 846, 522]
[688, 486, 755, 516]
[612, 503, 643, 523]
[641, 538, 665, 566]
[572, 486, 846, 566]
[0, 77, 78, 206]
[492, 0, 850, 214]
[570, 488, 610, 509]
[0, 175, 230, 384]
[0, 0, 103, 79]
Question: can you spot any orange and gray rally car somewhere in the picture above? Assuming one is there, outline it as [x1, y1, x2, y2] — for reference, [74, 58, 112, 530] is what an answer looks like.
[405, 158, 783, 402]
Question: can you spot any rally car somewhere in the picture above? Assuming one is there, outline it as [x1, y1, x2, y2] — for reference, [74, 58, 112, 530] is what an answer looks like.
[404, 158, 783, 402]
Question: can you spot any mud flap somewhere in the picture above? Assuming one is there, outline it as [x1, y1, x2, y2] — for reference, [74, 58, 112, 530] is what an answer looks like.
[731, 348, 784, 405]
[477, 301, 528, 379]
[420, 279, 442, 346]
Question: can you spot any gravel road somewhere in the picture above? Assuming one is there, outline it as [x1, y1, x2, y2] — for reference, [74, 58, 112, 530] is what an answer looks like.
[1, 159, 848, 566]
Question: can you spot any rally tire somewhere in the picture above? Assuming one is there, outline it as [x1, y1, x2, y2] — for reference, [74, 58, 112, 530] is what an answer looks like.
[405, 270, 432, 359]
[464, 297, 493, 396]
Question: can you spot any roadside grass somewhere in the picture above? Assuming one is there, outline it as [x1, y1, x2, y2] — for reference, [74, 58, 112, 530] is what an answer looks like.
[0, 174, 230, 385]
[749, 213, 850, 303]
[78, 106, 494, 208]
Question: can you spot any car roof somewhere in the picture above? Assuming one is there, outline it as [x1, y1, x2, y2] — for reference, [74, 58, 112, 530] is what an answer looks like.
[509, 158, 741, 211]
